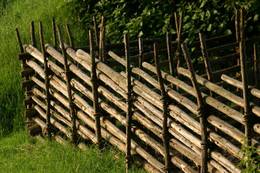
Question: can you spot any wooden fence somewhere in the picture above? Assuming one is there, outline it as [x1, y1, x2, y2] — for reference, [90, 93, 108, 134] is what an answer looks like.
[16, 11, 259, 173]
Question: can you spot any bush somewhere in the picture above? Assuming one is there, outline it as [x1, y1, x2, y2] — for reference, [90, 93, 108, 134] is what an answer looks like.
[239, 144, 260, 173]
[69, 0, 260, 43]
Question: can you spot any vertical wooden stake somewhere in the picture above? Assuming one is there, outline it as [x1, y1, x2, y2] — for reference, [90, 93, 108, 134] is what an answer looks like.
[177, 12, 183, 44]
[154, 43, 170, 173]
[89, 30, 102, 147]
[174, 12, 182, 85]
[235, 9, 241, 67]
[253, 43, 259, 89]
[57, 25, 78, 145]
[16, 28, 24, 53]
[16, 28, 32, 130]
[174, 13, 181, 68]
[181, 43, 208, 173]
[93, 16, 99, 47]
[235, 8, 240, 43]
[52, 18, 58, 48]
[65, 24, 74, 48]
[166, 32, 175, 77]
[239, 8, 251, 146]
[30, 21, 36, 47]
[138, 35, 144, 69]
[125, 33, 133, 172]
[99, 16, 106, 62]
[199, 33, 213, 83]
[174, 12, 179, 36]
[39, 22, 52, 139]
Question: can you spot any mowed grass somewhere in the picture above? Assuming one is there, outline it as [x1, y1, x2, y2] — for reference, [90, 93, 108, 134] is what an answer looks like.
[0, 1, 145, 172]
[0, 131, 145, 173]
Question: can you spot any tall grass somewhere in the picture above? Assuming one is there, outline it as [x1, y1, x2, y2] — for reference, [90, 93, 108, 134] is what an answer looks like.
[0, 0, 85, 137]
[0, 131, 145, 173]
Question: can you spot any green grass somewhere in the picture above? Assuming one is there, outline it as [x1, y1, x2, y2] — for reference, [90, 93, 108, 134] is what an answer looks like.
[0, 0, 85, 136]
[0, 131, 145, 173]
[0, 1, 144, 172]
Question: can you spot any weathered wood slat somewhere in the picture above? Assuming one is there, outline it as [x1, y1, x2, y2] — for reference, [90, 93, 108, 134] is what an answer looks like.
[220, 75, 260, 118]
[254, 124, 260, 134]
[221, 74, 243, 89]
[251, 88, 260, 99]
[177, 67, 244, 107]
[35, 104, 72, 139]
[141, 62, 243, 159]
[142, 62, 244, 124]
[207, 42, 237, 53]
[108, 51, 199, 115]
[252, 106, 260, 117]
[208, 115, 244, 143]
[211, 151, 241, 173]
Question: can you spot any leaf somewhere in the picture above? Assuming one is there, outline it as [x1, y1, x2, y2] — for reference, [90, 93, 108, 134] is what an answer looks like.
[207, 24, 212, 31]
[200, 0, 207, 8]
[253, 14, 259, 22]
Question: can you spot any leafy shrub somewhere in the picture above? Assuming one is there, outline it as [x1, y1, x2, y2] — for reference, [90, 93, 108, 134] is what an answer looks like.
[239, 144, 260, 173]
[69, 0, 260, 43]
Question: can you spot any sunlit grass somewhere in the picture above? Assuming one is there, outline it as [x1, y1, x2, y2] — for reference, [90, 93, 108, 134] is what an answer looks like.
[0, 131, 145, 173]
[0, 0, 84, 136]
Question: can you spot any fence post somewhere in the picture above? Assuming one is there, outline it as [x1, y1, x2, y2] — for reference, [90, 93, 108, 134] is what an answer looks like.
[30, 21, 36, 47]
[57, 25, 78, 144]
[253, 43, 259, 89]
[166, 32, 175, 77]
[125, 33, 133, 172]
[16, 28, 36, 133]
[93, 16, 99, 48]
[52, 18, 58, 49]
[99, 16, 106, 62]
[239, 8, 252, 146]
[174, 12, 182, 69]
[181, 43, 208, 173]
[235, 9, 241, 67]
[235, 8, 240, 43]
[16, 28, 24, 53]
[138, 35, 144, 70]
[89, 30, 102, 147]
[39, 22, 52, 139]
[199, 33, 213, 82]
[65, 24, 74, 48]
[153, 43, 170, 173]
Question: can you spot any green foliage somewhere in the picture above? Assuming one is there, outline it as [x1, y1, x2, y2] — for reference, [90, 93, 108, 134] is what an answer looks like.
[0, 0, 84, 137]
[0, 131, 145, 173]
[70, 0, 260, 44]
[239, 143, 260, 173]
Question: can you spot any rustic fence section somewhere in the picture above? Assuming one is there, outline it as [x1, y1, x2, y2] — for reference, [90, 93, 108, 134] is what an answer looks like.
[17, 17, 259, 173]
